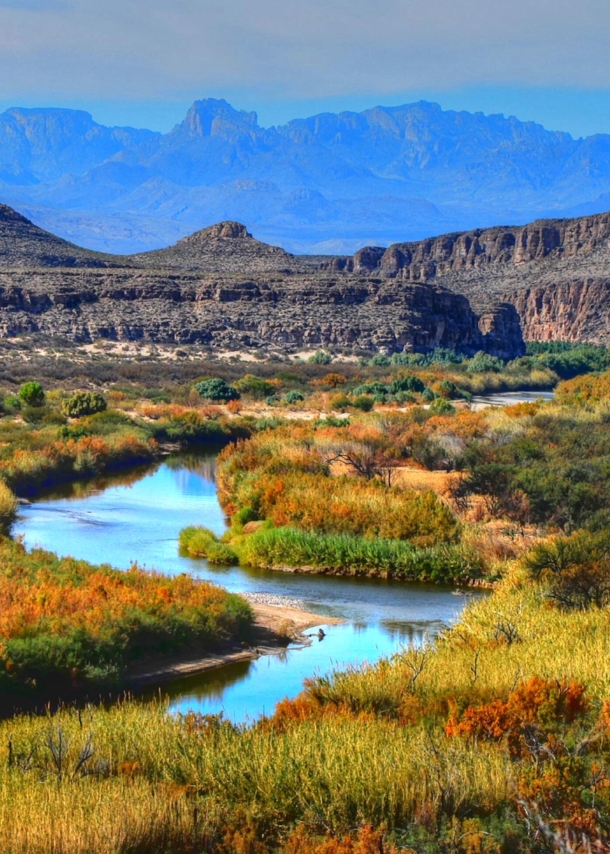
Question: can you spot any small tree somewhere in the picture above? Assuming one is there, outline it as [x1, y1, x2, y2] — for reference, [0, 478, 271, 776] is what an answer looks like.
[194, 379, 240, 402]
[525, 531, 610, 610]
[62, 392, 108, 418]
[19, 382, 45, 407]
[467, 351, 505, 373]
[320, 373, 347, 388]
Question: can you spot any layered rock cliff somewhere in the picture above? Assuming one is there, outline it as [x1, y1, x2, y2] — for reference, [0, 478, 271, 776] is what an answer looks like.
[0, 268, 522, 357]
[0, 206, 523, 357]
[334, 211, 610, 344]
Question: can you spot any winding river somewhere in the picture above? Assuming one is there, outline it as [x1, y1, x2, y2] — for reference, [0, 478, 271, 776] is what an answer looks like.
[12, 453, 483, 722]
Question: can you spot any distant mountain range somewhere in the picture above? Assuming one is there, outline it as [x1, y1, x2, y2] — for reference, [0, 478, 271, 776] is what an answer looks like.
[3, 98, 610, 254]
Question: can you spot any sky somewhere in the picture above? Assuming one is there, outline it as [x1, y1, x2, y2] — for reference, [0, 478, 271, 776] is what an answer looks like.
[1, 0, 610, 137]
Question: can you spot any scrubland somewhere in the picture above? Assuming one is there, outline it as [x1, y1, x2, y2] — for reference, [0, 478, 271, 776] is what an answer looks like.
[0, 349, 609, 850]
[1, 559, 610, 852]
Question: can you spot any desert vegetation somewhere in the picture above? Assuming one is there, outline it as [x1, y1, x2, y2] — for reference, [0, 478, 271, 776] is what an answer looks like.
[0, 537, 251, 704]
[0, 544, 609, 851]
[1, 357, 610, 850]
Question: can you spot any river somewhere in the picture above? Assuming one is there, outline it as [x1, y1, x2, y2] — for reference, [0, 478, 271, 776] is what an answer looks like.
[12, 453, 482, 722]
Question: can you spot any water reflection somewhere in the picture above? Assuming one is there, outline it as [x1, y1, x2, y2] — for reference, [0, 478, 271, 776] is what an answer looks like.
[473, 390, 555, 406]
[13, 451, 484, 722]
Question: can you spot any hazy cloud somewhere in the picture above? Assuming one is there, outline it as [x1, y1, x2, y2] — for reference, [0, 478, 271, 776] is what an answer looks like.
[0, 0, 609, 104]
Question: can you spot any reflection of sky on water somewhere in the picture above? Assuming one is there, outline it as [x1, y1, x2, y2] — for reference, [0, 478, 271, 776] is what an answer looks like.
[164, 621, 417, 723]
[13, 452, 484, 723]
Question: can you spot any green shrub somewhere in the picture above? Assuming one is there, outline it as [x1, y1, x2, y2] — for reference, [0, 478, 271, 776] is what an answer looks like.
[62, 391, 108, 418]
[351, 395, 374, 412]
[194, 379, 240, 402]
[18, 382, 45, 407]
[429, 398, 456, 416]
[390, 375, 425, 394]
[179, 526, 238, 564]
[422, 387, 435, 402]
[4, 393, 21, 411]
[233, 375, 276, 399]
[467, 351, 505, 373]
[283, 390, 305, 404]
[308, 351, 333, 365]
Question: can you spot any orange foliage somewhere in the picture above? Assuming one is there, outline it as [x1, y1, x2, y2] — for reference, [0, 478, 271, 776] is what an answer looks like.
[0, 537, 250, 686]
[281, 825, 405, 854]
[218, 425, 460, 544]
[557, 371, 610, 401]
[446, 677, 589, 755]
[504, 402, 539, 418]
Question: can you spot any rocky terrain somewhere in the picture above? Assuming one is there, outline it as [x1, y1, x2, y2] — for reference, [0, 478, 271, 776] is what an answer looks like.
[5, 202, 610, 352]
[335, 212, 610, 344]
[0, 204, 123, 269]
[0, 206, 522, 357]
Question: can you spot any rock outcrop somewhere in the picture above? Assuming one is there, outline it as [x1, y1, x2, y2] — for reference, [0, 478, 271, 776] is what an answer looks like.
[335, 212, 610, 344]
[0, 269, 521, 356]
[0, 207, 523, 356]
[133, 221, 317, 274]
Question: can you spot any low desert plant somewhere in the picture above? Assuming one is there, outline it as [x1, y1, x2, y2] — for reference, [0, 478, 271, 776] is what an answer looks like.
[194, 378, 240, 402]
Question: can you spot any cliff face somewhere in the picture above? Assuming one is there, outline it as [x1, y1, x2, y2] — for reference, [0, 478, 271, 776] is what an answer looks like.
[337, 212, 610, 279]
[0, 268, 522, 357]
[0, 207, 523, 357]
[334, 211, 610, 344]
[507, 280, 610, 345]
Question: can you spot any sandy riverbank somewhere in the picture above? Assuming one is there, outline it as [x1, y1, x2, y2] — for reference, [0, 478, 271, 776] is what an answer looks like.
[127, 597, 343, 687]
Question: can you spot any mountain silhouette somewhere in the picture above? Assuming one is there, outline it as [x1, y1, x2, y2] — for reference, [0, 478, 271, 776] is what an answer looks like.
[2, 98, 610, 254]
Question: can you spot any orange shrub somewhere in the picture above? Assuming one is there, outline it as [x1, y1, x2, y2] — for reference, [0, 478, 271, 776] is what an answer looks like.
[446, 677, 589, 756]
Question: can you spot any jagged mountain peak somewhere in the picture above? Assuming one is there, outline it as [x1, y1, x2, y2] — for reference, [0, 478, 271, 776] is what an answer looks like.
[176, 99, 260, 138]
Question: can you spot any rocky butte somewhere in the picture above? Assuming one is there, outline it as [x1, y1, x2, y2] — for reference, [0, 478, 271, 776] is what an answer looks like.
[0, 204, 522, 357]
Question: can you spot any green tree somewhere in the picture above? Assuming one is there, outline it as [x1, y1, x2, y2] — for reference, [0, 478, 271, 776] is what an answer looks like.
[467, 351, 505, 373]
[18, 382, 45, 407]
[233, 375, 276, 399]
[308, 351, 333, 365]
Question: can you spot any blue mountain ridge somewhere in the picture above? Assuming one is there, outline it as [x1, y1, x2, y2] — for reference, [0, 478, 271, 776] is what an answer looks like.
[1, 98, 610, 255]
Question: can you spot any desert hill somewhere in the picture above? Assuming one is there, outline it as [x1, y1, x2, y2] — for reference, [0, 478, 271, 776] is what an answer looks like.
[0, 204, 522, 357]
[0, 204, 123, 269]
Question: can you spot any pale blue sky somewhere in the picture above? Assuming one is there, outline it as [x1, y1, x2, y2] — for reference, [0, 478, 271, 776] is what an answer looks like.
[1, 0, 609, 137]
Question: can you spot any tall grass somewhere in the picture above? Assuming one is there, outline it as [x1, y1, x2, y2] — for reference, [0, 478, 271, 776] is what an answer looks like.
[0, 479, 16, 521]
[0, 700, 510, 853]
[1, 566, 609, 850]
[238, 526, 484, 582]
